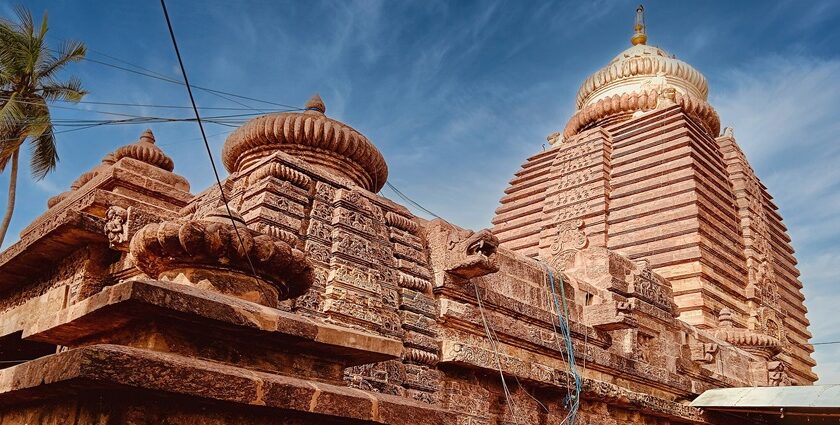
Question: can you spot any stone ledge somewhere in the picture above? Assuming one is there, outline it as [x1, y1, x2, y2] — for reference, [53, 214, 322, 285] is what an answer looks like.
[23, 279, 403, 366]
[440, 340, 706, 423]
[0, 209, 105, 286]
[0, 344, 455, 425]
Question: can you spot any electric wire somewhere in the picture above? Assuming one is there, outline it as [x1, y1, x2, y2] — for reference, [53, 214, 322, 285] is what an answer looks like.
[59, 48, 301, 111]
[542, 262, 582, 424]
[384, 182, 441, 219]
[3, 96, 288, 111]
[472, 281, 521, 424]
[159, 0, 258, 279]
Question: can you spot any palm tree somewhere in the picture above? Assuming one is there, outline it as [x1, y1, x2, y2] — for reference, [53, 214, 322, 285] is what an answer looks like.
[0, 6, 86, 245]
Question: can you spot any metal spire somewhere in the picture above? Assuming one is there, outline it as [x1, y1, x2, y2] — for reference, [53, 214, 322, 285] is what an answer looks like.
[631, 5, 647, 45]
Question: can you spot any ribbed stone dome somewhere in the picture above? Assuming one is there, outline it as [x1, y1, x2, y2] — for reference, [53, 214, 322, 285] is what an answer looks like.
[562, 41, 719, 139]
[575, 44, 709, 109]
[222, 94, 388, 192]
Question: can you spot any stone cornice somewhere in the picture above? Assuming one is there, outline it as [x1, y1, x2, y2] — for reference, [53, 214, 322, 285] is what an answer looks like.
[563, 89, 720, 139]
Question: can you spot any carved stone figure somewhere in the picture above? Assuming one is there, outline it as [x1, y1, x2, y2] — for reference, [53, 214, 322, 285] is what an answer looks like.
[767, 360, 792, 387]
[104, 206, 128, 246]
[443, 228, 500, 280]
[424, 219, 500, 285]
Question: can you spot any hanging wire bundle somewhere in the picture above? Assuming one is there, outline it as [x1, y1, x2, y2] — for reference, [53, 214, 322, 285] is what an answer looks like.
[543, 262, 583, 424]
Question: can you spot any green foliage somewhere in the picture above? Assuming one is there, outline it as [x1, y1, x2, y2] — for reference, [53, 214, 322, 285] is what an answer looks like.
[0, 5, 87, 180]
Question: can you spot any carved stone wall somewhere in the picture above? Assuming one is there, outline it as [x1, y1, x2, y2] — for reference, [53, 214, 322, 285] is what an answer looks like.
[0, 91, 818, 425]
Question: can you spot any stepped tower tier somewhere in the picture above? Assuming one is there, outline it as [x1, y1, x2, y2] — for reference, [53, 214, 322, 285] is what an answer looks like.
[492, 11, 816, 384]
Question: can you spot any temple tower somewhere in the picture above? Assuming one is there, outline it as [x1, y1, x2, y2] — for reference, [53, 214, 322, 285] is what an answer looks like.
[491, 6, 816, 384]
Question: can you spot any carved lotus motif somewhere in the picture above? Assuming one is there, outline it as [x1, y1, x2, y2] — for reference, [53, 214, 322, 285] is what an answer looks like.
[129, 207, 314, 307]
[714, 308, 782, 360]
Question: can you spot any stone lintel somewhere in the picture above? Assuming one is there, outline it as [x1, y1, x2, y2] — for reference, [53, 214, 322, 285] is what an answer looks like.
[0, 344, 455, 424]
[23, 279, 402, 366]
[0, 210, 105, 287]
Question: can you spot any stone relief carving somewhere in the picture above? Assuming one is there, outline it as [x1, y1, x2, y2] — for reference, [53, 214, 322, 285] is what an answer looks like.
[550, 218, 588, 254]
[104, 206, 128, 247]
[629, 260, 673, 311]
[767, 360, 792, 387]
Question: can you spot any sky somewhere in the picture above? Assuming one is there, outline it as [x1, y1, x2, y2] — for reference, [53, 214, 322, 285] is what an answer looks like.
[3, 0, 840, 383]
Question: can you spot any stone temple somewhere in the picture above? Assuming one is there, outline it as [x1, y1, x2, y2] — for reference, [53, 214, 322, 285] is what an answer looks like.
[0, 6, 818, 425]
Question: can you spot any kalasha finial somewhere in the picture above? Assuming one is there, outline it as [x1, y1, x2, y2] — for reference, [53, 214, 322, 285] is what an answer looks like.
[112, 128, 175, 172]
[305, 94, 326, 114]
[139, 128, 156, 144]
[631, 5, 647, 46]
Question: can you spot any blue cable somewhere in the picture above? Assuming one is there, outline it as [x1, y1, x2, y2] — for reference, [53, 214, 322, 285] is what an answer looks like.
[543, 262, 582, 424]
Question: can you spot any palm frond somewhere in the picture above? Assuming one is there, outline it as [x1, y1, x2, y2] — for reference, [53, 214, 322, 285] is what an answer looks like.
[12, 5, 34, 37]
[36, 39, 85, 79]
[0, 93, 28, 129]
[0, 23, 26, 80]
[29, 127, 57, 180]
[40, 77, 86, 102]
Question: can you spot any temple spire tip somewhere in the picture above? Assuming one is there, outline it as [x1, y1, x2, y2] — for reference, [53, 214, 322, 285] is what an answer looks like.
[305, 94, 326, 114]
[631, 4, 647, 46]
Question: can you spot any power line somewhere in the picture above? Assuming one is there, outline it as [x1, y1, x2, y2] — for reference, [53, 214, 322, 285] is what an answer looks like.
[384, 181, 441, 219]
[0, 95, 294, 119]
[3, 96, 286, 111]
[160, 0, 258, 279]
[66, 49, 301, 111]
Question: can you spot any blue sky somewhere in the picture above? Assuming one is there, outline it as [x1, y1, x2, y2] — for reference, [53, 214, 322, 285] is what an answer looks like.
[5, 0, 840, 383]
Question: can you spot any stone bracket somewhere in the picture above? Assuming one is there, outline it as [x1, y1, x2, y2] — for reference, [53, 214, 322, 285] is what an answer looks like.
[584, 301, 637, 331]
